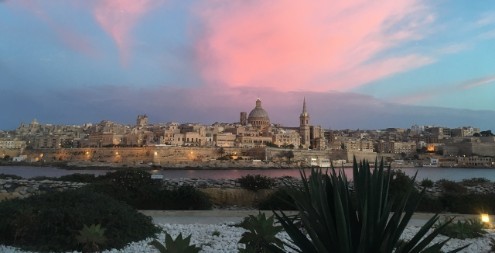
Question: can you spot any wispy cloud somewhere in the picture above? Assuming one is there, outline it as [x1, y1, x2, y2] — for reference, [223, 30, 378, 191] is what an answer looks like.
[195, 0, 436, 92]
[9, 1, 98, 57]
[480, 29, 495, 39]
[438, 43, 471, 55]
[92, 0, 162, 66]
[395, 75, 495, 104]
[476, 12, 495, 27]
[459, 75, 495, 90]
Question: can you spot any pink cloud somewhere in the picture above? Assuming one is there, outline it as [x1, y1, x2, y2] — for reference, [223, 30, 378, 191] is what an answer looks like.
[196, 0, 435, 92]
[92, 0, 161, 66]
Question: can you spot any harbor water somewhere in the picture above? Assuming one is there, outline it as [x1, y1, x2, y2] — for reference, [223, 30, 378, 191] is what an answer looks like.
[0, 166, 493, 182]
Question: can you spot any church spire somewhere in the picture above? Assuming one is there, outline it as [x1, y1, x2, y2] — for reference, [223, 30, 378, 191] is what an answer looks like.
[300, 97, 308, 117]
[302, 97, 307, 114]
[299, 97, 310, 148]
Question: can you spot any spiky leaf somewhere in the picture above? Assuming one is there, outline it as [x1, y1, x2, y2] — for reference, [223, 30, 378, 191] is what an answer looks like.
[271, 158, 468, 253]
[149, 233, 201, 253]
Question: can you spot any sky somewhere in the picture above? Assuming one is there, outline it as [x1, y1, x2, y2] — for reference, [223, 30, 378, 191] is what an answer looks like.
[1, 0, 494, 130]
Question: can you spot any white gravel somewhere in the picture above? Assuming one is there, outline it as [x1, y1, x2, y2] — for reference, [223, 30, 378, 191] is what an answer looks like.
[1, 224, 494, 253]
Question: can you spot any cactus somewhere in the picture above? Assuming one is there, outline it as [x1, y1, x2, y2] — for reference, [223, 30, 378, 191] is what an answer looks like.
[238, 212, 284, 253]
[150, 233, 201, 253]
[76, 224, 107, 253]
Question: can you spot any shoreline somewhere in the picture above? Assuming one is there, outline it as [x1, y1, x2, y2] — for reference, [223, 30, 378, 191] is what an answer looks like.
[0, 161, 494, 171]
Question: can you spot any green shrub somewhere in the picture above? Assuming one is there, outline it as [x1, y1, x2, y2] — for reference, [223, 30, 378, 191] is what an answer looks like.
[58, 173, 98, 183]
[237, 212, 283, 253]
[416, 195, 444, 213]
[86, 183, 211, 210]
[0, 174, 23, 180]
[99, 169, 160, 191]
[30, 176, 57, 181]
[440, 193, 495, 214]
[167, 185, 212, 210]
[461, 178, 490, 187]
[85, 169, 164, 209]
[258, 188, 296, 210]
[436, 218, 487, 239]
[415, 192, 495, 214]
[387, 170, 421, 211]
[0, 189, 160, 252]
[388, 170, 417, 196]
[238, 174, 274, 191]
[437, 179, 467, 194]
[420, 178, 434, 188]
[85, 182, 163, 209]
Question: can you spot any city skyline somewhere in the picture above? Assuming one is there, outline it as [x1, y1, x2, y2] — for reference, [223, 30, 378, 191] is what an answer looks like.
[1, 0, 494, 130]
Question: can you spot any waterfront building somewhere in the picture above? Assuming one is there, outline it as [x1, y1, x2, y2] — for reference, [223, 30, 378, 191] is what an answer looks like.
[457, 156, 494, 167]
[377, 141, 416, 155]
[0, 139, 26, 149]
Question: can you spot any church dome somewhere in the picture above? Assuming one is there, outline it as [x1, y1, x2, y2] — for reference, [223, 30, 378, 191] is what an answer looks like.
[248, 107, 269, 119]
[248, 99, 270, 129]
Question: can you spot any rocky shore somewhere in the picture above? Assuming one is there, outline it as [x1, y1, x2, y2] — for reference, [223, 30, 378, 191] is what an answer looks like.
[1, 176, 495, 201]
[0, 178, 86, 200]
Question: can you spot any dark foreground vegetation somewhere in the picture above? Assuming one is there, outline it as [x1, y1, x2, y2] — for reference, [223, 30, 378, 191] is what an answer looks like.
[0, 189, 160, 252]
[259, 170, 495, 215]
[0, 169, 212, 252]
[84, 169, 212, 210]
[0, 162, 494, 252]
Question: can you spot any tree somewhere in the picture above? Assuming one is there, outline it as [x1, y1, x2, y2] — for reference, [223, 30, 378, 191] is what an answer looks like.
[279, 151, 295, 163]
[265, 142, 279, 148]
[285, 151, 294, 163]
[480, 130, 494, 136]
[217, 147, 225, 157]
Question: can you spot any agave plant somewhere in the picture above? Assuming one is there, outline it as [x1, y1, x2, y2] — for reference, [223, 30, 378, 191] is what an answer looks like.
[238, 212, 284, 253]
[269, 158, 468, 253]
[76, 224, 107, 253]
[149, 233, 201, 253]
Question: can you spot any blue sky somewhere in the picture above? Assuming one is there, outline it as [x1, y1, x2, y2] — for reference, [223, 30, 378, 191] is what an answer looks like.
[0, 0, 494, 130]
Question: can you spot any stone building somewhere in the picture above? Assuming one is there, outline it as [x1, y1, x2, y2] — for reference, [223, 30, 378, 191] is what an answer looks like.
[272, 129, 300, 148]
[377, 141, 416, 155]
[0, 139, 26, 149]
[136, 115, 149, 128]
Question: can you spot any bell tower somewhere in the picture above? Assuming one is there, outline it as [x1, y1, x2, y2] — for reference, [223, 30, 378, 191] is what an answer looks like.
[299, 98, 310, 148]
